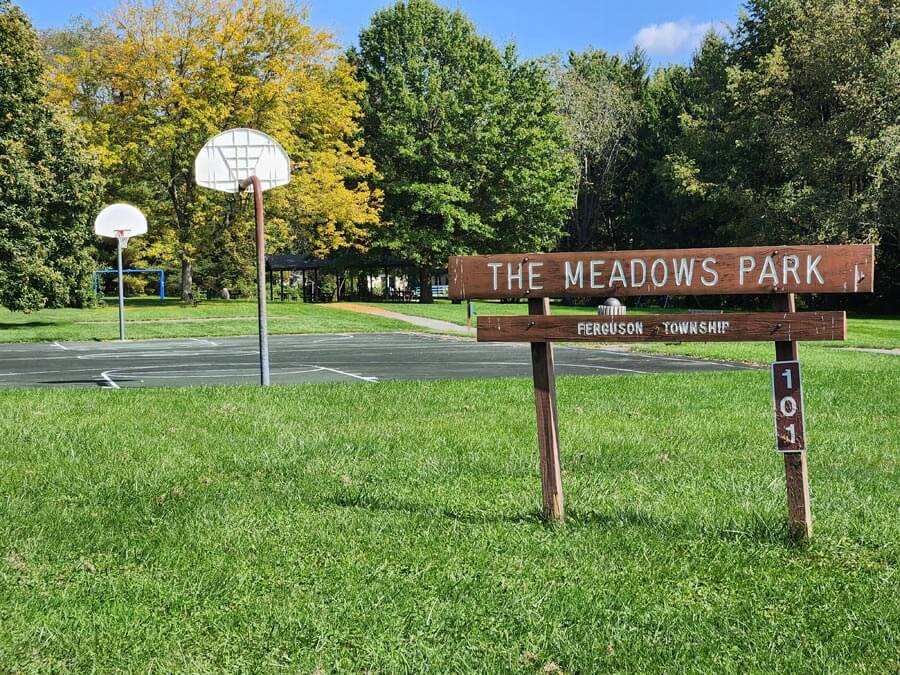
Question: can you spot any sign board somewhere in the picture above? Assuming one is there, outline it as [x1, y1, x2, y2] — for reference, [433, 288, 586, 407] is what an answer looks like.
[449, 245, 874, 299]
[772, 361, 807, 452]
[451, 243, 875, 541]
[478, 311, 846, 343]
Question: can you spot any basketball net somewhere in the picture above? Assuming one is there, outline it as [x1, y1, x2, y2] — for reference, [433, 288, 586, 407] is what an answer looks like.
[114, 230, 131, 249]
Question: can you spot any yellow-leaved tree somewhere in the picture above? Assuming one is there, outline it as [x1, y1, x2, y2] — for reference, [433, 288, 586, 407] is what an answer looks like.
[45, 0, 381, 298]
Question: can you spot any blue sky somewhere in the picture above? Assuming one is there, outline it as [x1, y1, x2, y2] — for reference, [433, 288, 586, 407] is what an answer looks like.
[21, 0, 741, 65]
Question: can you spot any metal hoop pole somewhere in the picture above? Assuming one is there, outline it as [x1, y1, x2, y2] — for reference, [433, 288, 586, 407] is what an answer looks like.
[117, 236, 125, 341]
[241, 176, 270, 386]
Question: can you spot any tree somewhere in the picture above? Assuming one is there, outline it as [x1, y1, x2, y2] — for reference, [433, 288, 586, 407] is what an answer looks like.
[46, 0, 381, 299]
[550, 49, 646, 252]
[488, 48, 576, 254]
[661, 0, 898, 303]
[351, 0, 574, 302]
[0, 0, 100, 312]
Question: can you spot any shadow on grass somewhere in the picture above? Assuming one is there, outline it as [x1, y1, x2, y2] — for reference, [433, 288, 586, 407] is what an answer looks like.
[0, 321, 57, 329]
[330, 490, 805, 547]
[331, 491, 678, 533]
[330, 490, 544, 525]
[714, 517, 805, 548]
[565, 505, 688, 533]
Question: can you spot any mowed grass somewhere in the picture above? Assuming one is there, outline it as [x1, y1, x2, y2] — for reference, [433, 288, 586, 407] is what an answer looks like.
[0, 298, 413, 343]
[359, 298, 618, 324]
[1, 347, 897, 671]
[361, 300, 900, 350]
[633, 318, 900, 365]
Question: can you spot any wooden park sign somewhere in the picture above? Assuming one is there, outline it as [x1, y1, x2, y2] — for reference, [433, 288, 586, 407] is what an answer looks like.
[449, 244, 875, 540]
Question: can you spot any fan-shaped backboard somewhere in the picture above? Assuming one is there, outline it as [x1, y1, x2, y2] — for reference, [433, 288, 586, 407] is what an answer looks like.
[194, 128, 291, 193]
[94, 203, 147, 239]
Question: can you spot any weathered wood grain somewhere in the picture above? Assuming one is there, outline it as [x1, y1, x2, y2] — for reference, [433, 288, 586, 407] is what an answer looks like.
[477, 311, 846, 343]
[449, 245, 874, 299]
[528, 298, 564, 523]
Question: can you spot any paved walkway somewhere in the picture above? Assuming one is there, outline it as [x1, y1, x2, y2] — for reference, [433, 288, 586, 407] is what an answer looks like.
[330, 302, 476, 336]
[837, 347, 900, 356]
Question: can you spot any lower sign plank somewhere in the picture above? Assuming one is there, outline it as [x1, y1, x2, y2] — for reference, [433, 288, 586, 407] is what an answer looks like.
[477, 311, 846, 343]
[772, 360, 807, 452]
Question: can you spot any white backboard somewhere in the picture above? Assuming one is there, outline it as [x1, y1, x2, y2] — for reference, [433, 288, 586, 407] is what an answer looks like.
[194, 128, 291, 193]
[94, 203, 147, 239]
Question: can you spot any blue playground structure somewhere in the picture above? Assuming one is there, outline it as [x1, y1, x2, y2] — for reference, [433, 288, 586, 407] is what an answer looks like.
[93, 268, 166, 301]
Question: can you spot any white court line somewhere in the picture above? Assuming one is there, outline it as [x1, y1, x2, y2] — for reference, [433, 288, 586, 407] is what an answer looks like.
[189, 337, 219, 346]
[0, 354, 83, 363]
[76, 349, 258, 360]
[111, 367, 323, 380]
[315, 366, 378, 383]
[0, 368, 100, 377]
[98, 370, 120, 389]
[52, 341, 68, 351]
[311, 334, 354, 344]
[100, 363, 377, 383]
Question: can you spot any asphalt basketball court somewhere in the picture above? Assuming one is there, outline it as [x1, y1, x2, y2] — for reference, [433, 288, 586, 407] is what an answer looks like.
[0, 332, 750, 389]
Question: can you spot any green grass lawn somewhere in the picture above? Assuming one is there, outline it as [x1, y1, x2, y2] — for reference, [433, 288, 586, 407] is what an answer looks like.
[0, 298, 413, 343]
[1, 344, 897, 671]
[362, 300, 900, 351]
[360, 298, 607, 324]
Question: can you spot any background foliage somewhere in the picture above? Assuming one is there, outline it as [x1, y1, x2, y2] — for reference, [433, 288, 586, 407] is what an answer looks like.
[350, 0, 575, 300]
[0, 0, 895, 308]
[43, 0, 381, 300]
[0, 0, 99, 312]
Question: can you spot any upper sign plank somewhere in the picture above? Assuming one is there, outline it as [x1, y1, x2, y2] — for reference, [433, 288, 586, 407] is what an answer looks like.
[448, 245, 874, 299]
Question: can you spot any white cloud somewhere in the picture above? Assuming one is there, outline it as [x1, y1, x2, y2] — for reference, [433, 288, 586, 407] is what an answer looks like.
[633, 19, 721, 56]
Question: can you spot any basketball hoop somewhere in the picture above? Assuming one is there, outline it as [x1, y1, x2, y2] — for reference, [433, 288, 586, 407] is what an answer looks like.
[95, 204, 147, 240]
[194, 128, 291, 386]
[94, 203, 148, 341]
[194, 128, 290, 194]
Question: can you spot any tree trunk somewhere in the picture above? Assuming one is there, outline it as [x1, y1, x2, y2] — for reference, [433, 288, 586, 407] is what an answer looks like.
[181, 257, 193, 302]
[357, 272, 369, 299]
[419, 268, 434, 304]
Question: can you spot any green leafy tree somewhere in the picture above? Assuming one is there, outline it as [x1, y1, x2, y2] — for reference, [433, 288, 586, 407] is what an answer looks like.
[662, 0, 898, 303]
[351, 0, 574, 301]
[550, 49, 647, 252]
[489, 48, 576, 253]
[46, 0, 381, 300]
[0, 0, 99, 312]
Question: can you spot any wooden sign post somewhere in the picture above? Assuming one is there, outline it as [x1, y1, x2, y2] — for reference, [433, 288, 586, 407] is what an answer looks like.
[529, 298, 564, 521]
[449, 244, 874, 539]
[772, 293, 813, 540]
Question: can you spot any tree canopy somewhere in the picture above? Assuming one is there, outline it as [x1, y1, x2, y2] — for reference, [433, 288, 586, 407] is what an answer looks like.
[550, 0, 897, 306]
[653, 0, 898, 304]
[0, 0, 99, 312]
[351, 0, 575, 300]
[46, 0, 381, 298]
[3, 0, 893, 307]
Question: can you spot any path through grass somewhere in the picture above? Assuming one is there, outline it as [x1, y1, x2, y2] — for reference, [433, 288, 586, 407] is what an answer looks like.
[0, 298, 413, 343]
